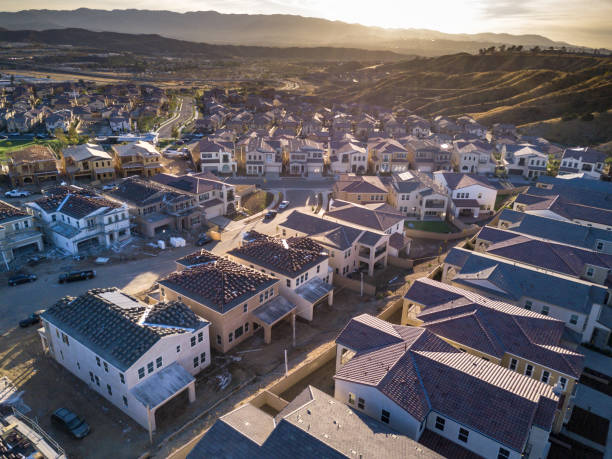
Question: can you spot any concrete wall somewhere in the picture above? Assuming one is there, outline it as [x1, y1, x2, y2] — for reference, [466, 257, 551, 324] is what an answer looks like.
[332, 274, 376, 296]
[403, 225, 479, 241]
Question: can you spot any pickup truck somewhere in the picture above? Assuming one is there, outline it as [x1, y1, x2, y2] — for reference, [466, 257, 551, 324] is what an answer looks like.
[58, 270, 96, 284]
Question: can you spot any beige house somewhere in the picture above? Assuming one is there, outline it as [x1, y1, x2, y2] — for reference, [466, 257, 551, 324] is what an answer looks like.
[61, 143, 115, 182]
[159, 252, 291, 352]
[111, 141, 163, 178]
[332, 174, 388, 205]
[0, 200, 43, 266]
[6, 145, 59, 187]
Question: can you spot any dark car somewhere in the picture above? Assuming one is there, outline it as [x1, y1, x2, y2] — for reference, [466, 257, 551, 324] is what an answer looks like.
[58, 270, 96, 284]
[196, 234, 212, 246]
[8, 273, 37, 286]
[19, 313, 41, 328]
[263, 210, 277, 221]
[51, 408, 90, 439]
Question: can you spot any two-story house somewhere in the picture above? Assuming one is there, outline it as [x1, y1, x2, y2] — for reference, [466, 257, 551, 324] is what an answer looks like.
[558, 147, 607, 179]
[368, 138, 410, 174]
[502, 144, 549, 178]
[6, 145, 59, 187]
[112, 141, 163, 178]
[243, 137, 282, 176]
[334, 314, 559, 459]
[328, 141, 368, 174]
[387, 171, 449, 220]
[452, 140, 496, 174]
[0, 200, 44, 265]
[333, 174, 388, 205]
[187, 139, 237, 175]
[26, 186, 130, 254]
[287, 139, 324, 177]
[61, 143, 115, 182]
[39, 287, 210, 432]
[228, 232, 333, 322]
[433, 172, 497, 218]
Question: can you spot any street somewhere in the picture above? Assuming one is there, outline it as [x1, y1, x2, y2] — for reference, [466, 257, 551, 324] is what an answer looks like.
[157, 97, 195, 138]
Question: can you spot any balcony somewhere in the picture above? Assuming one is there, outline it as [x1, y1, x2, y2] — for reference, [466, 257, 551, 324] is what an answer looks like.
[424, 199, 446, 209]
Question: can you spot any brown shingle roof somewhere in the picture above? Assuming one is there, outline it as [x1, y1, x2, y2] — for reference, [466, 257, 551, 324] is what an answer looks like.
[0, 200, 28, 222]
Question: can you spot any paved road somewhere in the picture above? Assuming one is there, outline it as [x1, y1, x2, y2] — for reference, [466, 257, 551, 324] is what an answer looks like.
[226, 176, 336, 190]
[157, 97, 195, 138]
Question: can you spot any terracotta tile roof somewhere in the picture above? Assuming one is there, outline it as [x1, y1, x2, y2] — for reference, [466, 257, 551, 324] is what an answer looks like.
[159, 254, 278, 313]
[335, 314, 559, 452]
[0, 200, 27, 222]
[229, 232, 328, 277]
[34, 185, 121, 219]
[176, 249, 220, 268]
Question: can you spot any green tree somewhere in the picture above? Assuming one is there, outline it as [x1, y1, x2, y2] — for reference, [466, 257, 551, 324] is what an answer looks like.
[171, 125, 180, 138]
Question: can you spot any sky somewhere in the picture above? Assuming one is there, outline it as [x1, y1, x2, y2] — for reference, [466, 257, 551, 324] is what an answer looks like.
[3, 0, 612, 48]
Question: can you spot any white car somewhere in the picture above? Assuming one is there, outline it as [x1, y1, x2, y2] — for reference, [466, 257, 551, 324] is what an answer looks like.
[4, 189, 30, 198]
[278, 200, 290, 210]
[102, 184, 117, 191]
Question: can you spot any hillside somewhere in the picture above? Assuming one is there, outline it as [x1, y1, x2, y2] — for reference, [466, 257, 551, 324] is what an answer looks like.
[313, 52, 612, 143]
[0, 9, 586, 57]
[0, 28, 403, 61]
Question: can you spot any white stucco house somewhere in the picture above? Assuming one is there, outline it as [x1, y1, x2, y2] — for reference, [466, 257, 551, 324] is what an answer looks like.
[433, 172, 497, 218]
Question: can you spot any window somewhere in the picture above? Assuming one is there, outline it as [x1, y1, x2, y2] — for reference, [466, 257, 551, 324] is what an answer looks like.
[96, 356, 101, 367]
[123, 396, 128, 407]
[458, 428, 469, 443]
[498, 448, 510, 459]
[217, 335, 221, 345]
[120, 373, 125, 384]
[357, 397, 365, 410]
[435, 416, 445, 431]
[259, 293, 264, 303]
[89, 372, 95, 383]
[559, 377, 568, 391]
[156, 357, 163, 368]
[541, 371, 550, 384]
[138, 367, 145, 379]
[191, 336, 196, 347]
[317, 265, 320, 273]
[107, 384, 112, 396]
[509, 358, 518, 371]
[229, 332, 233, 343]
[381, 409, 390, 424]
[176, 345, 181, 353]
[597, 242, 604, 250]
[286, 279, 291, 287]
[269, 288, 274, 297]
[95, 376, 100, 387]
[586, 267, 594, 277]
[200, 352, 206, 364]
[541, 306, 549, 316]
[348, 393, 355, 405]
[570, 314, 578, 325]
[147, 362, 154, 374]
[245, 322, 249, 332]
[235, 326, 244, 338]
[525, 364, 534, 377]
[103, 362, 108, 373]
[524, 300, 532, 310]
[243, 304, 248, 313]
[198, 332, 203, 343]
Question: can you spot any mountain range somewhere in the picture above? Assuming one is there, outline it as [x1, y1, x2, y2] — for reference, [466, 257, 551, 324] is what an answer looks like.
[0, 9, 583, 57]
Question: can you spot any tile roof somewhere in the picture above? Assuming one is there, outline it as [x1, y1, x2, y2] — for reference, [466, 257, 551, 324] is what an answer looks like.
[435, 172, 495, 191]
[280, 211, 363, 250]
[405, 278, 584, 378]
[159, 254, 278, 313]
[335, 314, 558, 452]
[41, 288, 207, 372]
[34, 186, 121, 219]
[228, 232, 328, 277]
[445, 248, 609, 314]
[176, 249, 220, 268]
[152, 172, 225, 194]
[334, 175, 387, 194]
[188, 385, 442, 459]
[0, 200, 28, 222]
[326, 201, 403, 232]
[111, 176, 187, 207]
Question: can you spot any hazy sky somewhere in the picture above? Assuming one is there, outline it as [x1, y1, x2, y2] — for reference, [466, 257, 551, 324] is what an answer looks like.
[3, 0, 612, 48]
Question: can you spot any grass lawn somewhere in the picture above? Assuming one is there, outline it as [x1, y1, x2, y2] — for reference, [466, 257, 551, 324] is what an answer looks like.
[495, 193, 516, 210]
[0, 139, 61, 160]
[405, 220, 457, 233]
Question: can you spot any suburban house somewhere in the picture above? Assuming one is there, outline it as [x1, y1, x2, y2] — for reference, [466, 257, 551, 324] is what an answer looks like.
[457, 116, 487, 138]
[0, 200, 44, 266]
[187, 385, 442, 458]
[158, 252, 285, 352]
[111, 141, 163, 178]
[151, 172, 238, 218]
[287, 138, 325, 177]
[452, 140, 496, 174]
[406, 115, 431, 137]
[45, 109, 75, 133]
[502, 145, 549, 178]
[26, 186, 130, 254]
[228, 232, 333, 322]
[403, 278, 584, 428]
[367, 138, 410, 174]
[442, 247, 611, 346]
[108, 176, 204, 237]
[243, 137, 283, 176]
[61, 143, 115, 182]
[495, 209, 612, 254]
[403, 138, 453, 173]
[187, 139, 237, 175]
[39, 288, 210, 432]
[279, 211, 390, 277]
[387, 171, 449, 220]
[332, 174, 388, 205]
[328, 141, 368, 174]
[433, 172, 497, 218]
[6, 145, 59, 187]
[334, 314, 559, 459]
[558, 147, 607, 179]
[325, 200, 405, 235]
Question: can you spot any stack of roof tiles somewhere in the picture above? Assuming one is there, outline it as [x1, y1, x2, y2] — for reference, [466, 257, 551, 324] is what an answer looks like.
[160, 254, 277, 312]
[229, 231, 327, 276]
[35, 185, 121, 218]
[176, 249, 220, 268]
[0, 201, 27, 221]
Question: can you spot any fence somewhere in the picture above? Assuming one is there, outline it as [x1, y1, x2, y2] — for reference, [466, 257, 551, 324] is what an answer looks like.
[403, 225, 480, 241]
[387, 255, 414, 269]
[10, 406, 66, 459]
[332, 274, 376, 296]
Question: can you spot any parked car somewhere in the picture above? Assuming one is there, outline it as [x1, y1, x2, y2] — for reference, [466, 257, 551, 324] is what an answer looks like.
[4, 189, 31, 198]
[58, 270, 96, 284]
[51, 408, 90, 439]
[102, 184, 117, 191]
[19, 312, 41, 328]
[263, 210, 277, 221]
[8, 273, 37, 286]
[196, 234, 212, 246]
[27, 255, 46, 266]
[278, 200, 290, 210]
